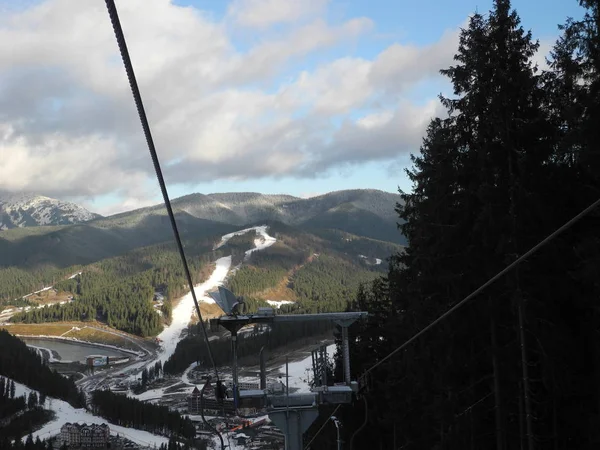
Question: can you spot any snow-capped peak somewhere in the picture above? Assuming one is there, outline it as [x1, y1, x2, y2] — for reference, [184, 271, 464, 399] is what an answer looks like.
[0, 192, 101, 230]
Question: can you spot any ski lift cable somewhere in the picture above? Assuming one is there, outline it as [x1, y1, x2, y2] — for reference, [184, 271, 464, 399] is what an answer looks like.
[305, 196, 600, 449]
[103, 0, 222, 405]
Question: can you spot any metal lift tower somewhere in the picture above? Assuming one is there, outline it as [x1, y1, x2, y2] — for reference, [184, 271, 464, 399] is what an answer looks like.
[209, 287, 367, 450]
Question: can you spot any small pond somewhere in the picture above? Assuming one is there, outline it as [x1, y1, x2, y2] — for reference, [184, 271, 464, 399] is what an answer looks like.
[22, 337, 130, 362]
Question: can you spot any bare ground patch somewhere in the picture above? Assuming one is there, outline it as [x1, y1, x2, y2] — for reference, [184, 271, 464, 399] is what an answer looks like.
[190, 303, 225, 324]
[68, 327, 142, 351]
[25, 289, 73, 305]
[0, 323, 77, 336]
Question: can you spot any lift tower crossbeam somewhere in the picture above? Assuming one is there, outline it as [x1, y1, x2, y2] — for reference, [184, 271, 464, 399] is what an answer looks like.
[209, 288, 367, 450]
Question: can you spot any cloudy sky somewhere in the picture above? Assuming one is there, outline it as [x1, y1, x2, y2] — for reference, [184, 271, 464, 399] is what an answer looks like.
[0, 0, 582, 215]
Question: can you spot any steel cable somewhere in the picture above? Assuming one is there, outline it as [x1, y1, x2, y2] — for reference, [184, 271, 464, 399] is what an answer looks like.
[103, 1, 224, 447]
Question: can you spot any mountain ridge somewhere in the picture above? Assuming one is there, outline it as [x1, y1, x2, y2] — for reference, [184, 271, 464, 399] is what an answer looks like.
[98, 188, 403, 229]
[0, 192, 101, 230]
[0, 189, 406, 272]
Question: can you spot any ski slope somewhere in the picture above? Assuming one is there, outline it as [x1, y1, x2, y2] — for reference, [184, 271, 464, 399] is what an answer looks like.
[124, 226, 277, 386]
[153, 226, 276, 367]
[154, 255, 232, 367]
[215, 225, 276, 255]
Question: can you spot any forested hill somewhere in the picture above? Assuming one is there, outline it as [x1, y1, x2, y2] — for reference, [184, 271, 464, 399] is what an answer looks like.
[225, 222, 397, 313]
[2, 220, 402, 337]
[0, 188, 404, 302]
[308, 1, 600, 449]
[86, 189, 402, 234]
[0, 216, 237, 302]
[5, 236, 227, 337]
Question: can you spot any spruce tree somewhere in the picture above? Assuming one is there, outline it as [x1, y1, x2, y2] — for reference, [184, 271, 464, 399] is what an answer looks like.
[323, 1, 561, 449]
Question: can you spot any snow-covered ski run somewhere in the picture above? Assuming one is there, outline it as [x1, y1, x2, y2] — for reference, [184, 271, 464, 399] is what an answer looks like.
[151, 225, 277, 368]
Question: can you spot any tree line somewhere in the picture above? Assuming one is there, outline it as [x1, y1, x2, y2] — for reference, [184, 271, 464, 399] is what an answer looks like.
[159, 436, 208, 450]
[227, 242, 308, 296]
[0, 378, 52, 443]
[0, 330, 85, 408]
[131, 361, 164, 394]
[0, 434, 53, 450]
[310, 1, 600, 449]
[0, 266, 80, 303]
[9, 238, 223, 337]
[286, 254, 381, 312]
[164, 320, 333, 375]
[90, 390, 196, 439]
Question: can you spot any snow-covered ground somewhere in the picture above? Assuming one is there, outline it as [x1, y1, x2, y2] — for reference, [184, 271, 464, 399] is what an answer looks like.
[26, 344, 66, 363]
[11, 379, 169, 447]
[242, 226, 277, 260]
[276, 344, 336, 394]
[182, 362, 198, 385]
[208, 415, 271, 450]
[22, 286, 53, 298]
[155, 226, 276, 366]
[359, 255, 383, 265]
[125, 226, 277, 386]
[152, 255, 232, 368]
[214, 225, 277, 262]
[266, 300, 294, 308]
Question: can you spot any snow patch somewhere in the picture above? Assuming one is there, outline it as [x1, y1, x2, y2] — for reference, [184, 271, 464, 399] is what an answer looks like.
[182, 362, 198, 385]
[277, 344, 336, 394]
[359, 255, 383, 265]
[23, 286, 52, 298]
[214, 225, 276, 255]
[8, 379, 168, 447]
[154, 226, 277, 367]
[266, 300, 294, 308]
[26, 344, 63, 363]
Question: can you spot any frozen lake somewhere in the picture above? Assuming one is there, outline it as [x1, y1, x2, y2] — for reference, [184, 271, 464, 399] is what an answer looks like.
[22, 338, 130, 362]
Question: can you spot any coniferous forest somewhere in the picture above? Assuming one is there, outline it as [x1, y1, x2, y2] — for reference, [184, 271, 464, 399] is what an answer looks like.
[90, 390, 196, 439]
[309, 1, 600, 449]
[0, 435, 52, 450]
[8, 238, 221, 336]
[0, 330, 85, 408]
[164, 320, 333, 374]
[0, 375, 54, 444]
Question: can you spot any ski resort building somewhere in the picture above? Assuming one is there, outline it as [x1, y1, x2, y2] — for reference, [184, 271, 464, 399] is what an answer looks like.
[60, 423, 110, 448]
[188, 386, 202, 414]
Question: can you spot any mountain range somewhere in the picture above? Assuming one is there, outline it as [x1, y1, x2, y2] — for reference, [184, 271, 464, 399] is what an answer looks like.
[0, 189, 405, 270]
[0, 192, 101, 230]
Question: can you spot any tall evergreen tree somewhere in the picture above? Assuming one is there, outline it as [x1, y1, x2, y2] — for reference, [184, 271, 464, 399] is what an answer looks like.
[309, 1, 600, 449]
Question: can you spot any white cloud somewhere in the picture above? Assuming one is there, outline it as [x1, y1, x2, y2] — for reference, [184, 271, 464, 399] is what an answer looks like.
[532, 38, 554, 72]
[227, 0, 329, 29]
[0, 0, 461, 211]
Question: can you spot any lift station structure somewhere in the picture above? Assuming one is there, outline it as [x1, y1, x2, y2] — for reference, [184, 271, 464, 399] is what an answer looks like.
[208, 286, 367, 450]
